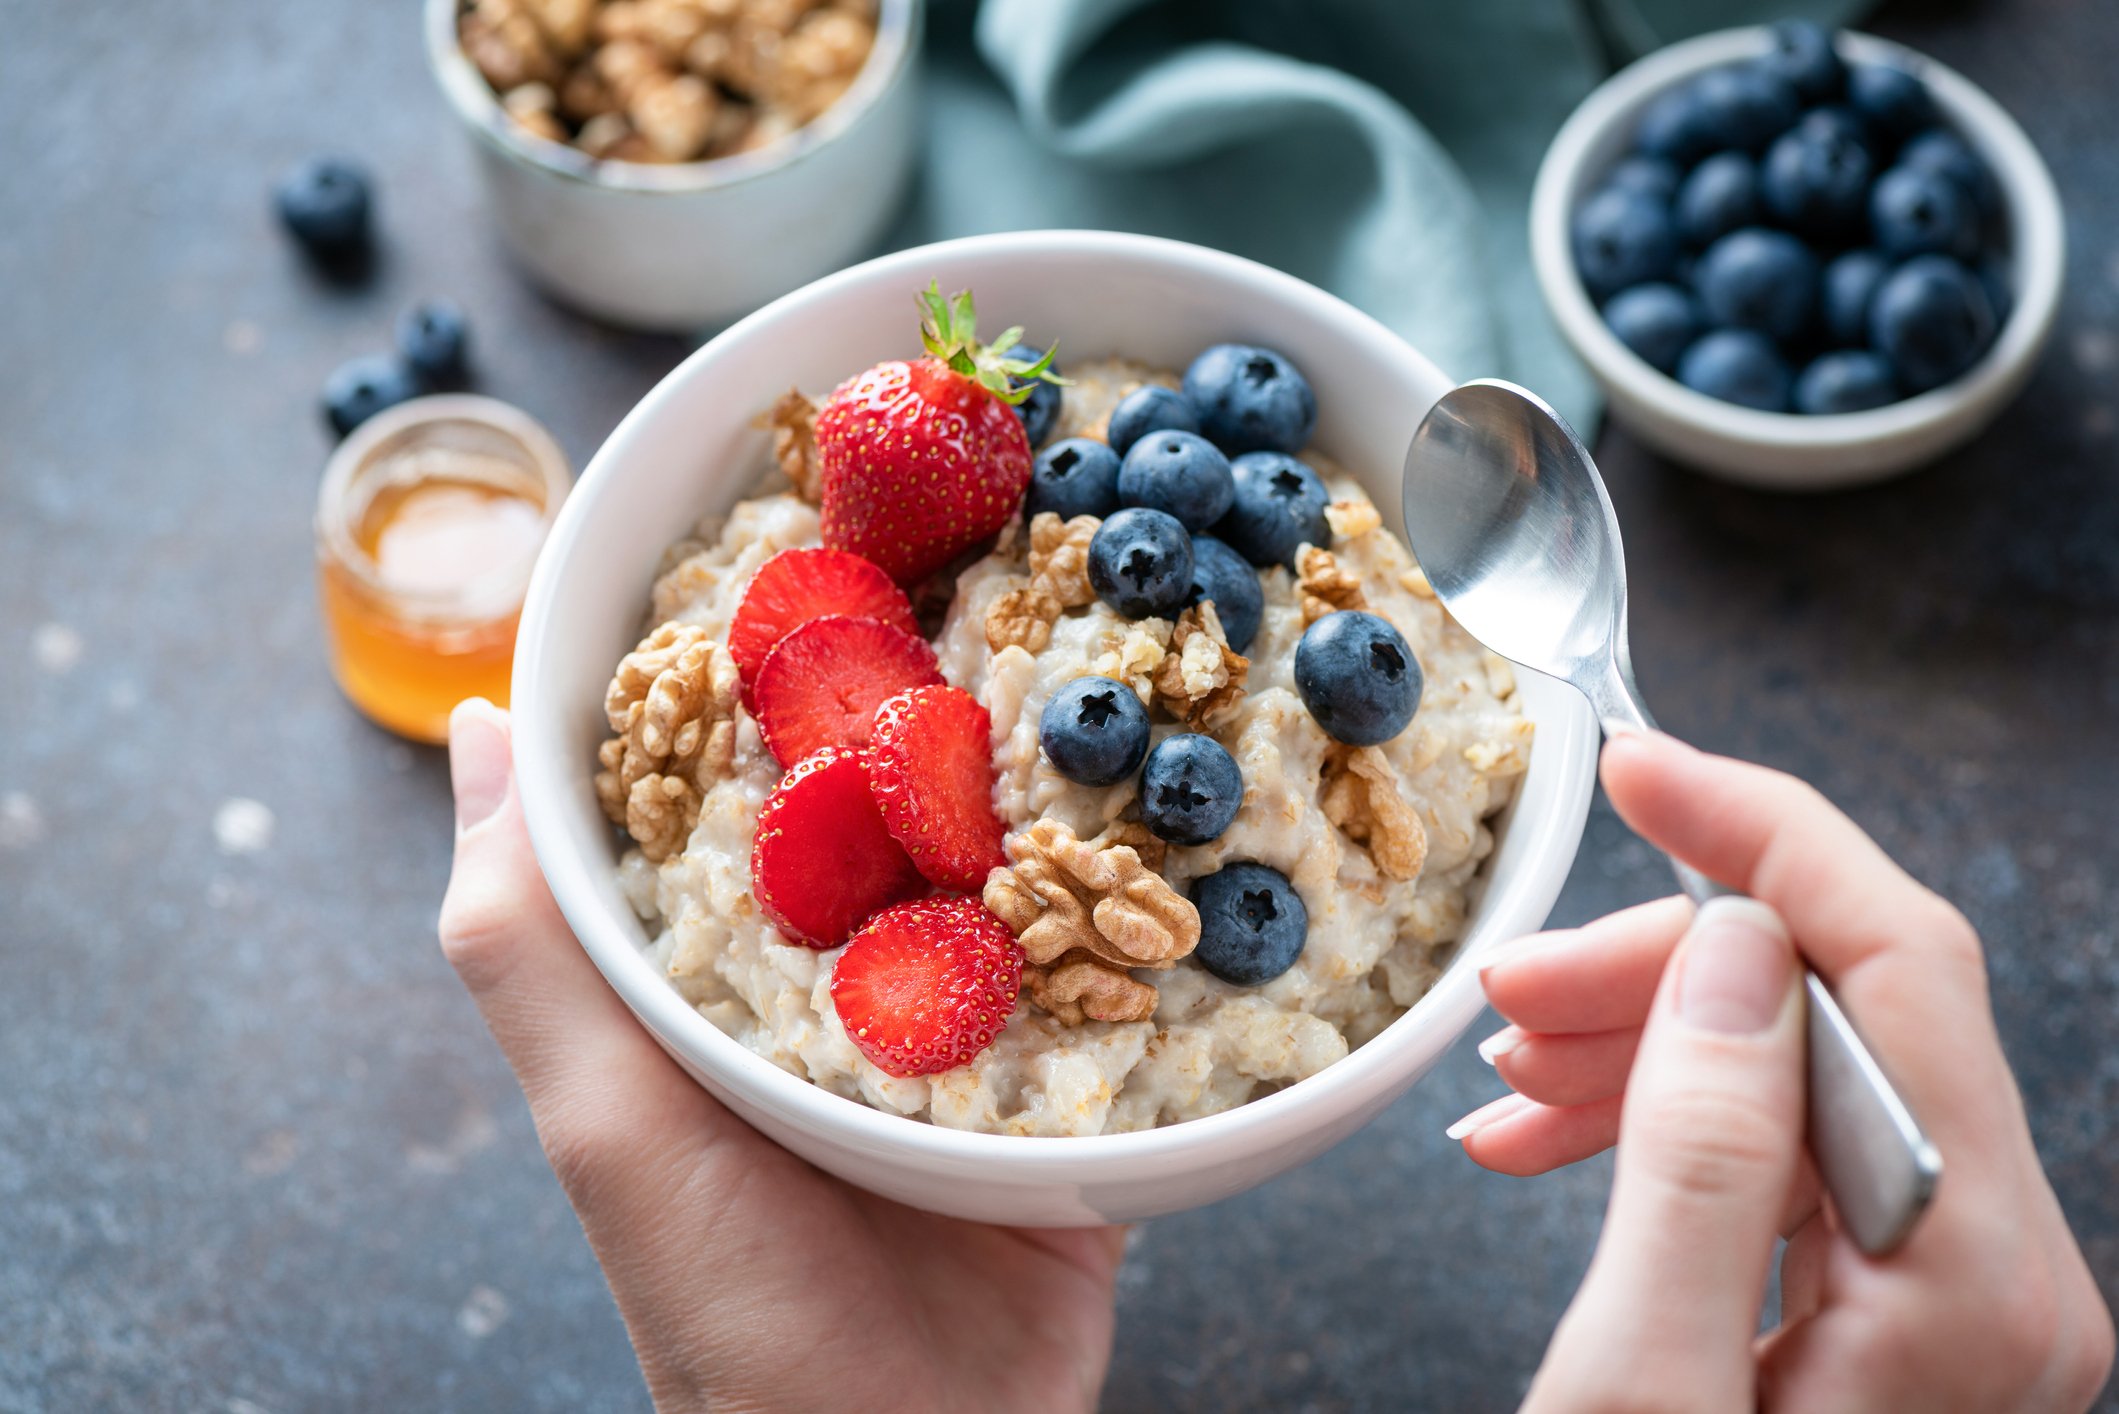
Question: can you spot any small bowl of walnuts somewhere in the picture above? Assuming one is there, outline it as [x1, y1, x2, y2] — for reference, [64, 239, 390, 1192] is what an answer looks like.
[426, 0, 922, 330]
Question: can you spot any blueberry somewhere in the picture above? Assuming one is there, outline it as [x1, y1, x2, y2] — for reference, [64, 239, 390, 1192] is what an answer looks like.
[1603, 282, 1701, 374]
[1870, 165, 1979, 260]
[321, 354, 422, 438]
[1182, 344, 1317, 455]
[1979, 256, 2015, 329]
[1140, 734, 1243, 846]
[1214, 452, 1332, 569]
[1794, 351, 1898, 414]
[1632, 86, 1715, 166]
[1869, 254, 1997, 393]
[1688, 64, 1801, 153]
[1293, 610, 1421, 747]
[394, 299, 471, 390]
[274, 155, 373, 261]
[1760, 122, 1872, 238]
[1848, 64, 1935, 149]
[1106, 385, 1200, 457]
[1899, 128, 1998, 217]
[1191, 863, 1308, 986]
[1186, 534, 1264, 654]
[1571, 187, 1678, 302]
[1694, 228, 1818, 343]
[1604, 155, 1681, 203]
[1038, 676, 1151, 788]
[1024, 438, 1122, 521]
[1796, 104, 1871, 151]
[1002, 345, 1062, 447]
[1821, 249, 1892, 347]
[1677, 330, 1792, 412]
[1674, 152, 1760, 249]
[1088, 507, 1195, 619]
[1761, 20, 1846, 104]
[1117, 430, 1235, 531]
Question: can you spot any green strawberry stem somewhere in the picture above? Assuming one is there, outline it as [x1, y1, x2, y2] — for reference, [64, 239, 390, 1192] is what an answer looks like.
[916, 281, 1068, 406]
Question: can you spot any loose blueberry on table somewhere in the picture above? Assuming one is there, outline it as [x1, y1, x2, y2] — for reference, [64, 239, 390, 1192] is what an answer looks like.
[395, 299, 473, 390]
[274, 154, 373, 264]
[1574, 20, 2005, 413]
[321, 354, 422, 438]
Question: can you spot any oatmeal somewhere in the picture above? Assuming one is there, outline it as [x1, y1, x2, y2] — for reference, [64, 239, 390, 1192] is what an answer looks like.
[601, 309, 1531, 1137]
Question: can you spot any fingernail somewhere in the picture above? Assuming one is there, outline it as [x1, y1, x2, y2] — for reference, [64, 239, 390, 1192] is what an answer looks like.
[449, 698, 511, 831]
[1477, 1027, 1525, 1066]
[1477, 929, 1570, 978]
[1677, 897, 1794, 1035]
[1445, 1091, 1533, 1141]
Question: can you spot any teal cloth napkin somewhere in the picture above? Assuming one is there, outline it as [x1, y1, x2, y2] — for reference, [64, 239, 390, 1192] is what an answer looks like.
[887, 0, 1865, 429]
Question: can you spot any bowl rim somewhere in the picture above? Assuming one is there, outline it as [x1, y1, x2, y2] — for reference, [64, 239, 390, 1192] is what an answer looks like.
[511, 229, 1599, 1171]
[1529, 26, 2065, 449]
[422, 0, 921, 194]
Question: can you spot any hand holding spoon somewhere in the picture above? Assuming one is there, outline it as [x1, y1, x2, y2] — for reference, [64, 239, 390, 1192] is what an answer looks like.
[1402, 379, 1940, 1255]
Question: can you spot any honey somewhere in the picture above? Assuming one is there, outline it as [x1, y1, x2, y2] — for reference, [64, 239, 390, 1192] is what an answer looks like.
[316, 397, 570, 743]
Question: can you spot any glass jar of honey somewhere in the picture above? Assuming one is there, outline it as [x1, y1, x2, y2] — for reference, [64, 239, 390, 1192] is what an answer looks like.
[316, 396, 571, 743]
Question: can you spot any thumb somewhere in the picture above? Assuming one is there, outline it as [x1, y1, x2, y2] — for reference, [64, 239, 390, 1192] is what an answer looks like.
[1527, 897, 1806, 1410]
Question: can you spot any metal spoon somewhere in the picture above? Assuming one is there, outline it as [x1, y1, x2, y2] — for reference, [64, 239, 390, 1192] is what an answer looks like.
[1402, 378, 1939, 1256]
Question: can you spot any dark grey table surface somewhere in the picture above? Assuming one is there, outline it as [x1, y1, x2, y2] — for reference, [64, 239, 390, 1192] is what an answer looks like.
[4, 1, 2114, 1410]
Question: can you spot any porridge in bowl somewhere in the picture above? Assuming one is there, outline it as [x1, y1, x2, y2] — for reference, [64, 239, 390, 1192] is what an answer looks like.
[595, 286, 1532, 1136]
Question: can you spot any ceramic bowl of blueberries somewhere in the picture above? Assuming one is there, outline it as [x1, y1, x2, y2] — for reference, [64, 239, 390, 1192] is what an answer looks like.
[1530, 22, 2063, 488]
[510, 230, 1600, 1224]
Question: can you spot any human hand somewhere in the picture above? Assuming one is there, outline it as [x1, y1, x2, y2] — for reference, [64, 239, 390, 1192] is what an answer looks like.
[1455, 732, 2113, 1412]
[436, 700, 1124, 1414]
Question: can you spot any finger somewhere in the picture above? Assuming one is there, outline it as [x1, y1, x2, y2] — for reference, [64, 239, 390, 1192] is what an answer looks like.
[1484, 1026, 1641, 1108]
[1452, 1094, 1623, 1177]
[1531, 897, 1806, 1409]
[1479, 896, 1692, 1035]
[1776, 1209, 1836, 1328]
[1600, 731, 2023, 1166]
[437, 702, 759, 1196]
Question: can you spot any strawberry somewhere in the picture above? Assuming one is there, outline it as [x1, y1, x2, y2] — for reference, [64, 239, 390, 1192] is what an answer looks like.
[829, 896, 1024, 1077]
[868, 685, 1007, 892]
[728, 547, 918, 694]
[751, 614, 941, 765]
[814, 283, 1064, 585]
[751, 746, 927, 948]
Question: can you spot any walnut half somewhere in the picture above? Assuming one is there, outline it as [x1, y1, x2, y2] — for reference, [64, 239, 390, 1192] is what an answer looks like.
[984, 512, 1099, 653]
[1296, 544, 1367, 625]
[760, 389, 821, 503]
[1320, 743, 1428, 881]
[594, 621, 741, 862]
[983, 819, 1200, 1026]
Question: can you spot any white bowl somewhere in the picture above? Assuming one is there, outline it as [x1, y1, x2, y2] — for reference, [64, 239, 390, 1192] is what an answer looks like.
[1530, 27, 2064, 490]
[424, 0, 922, 331]
[511, 231, 1599, 1225]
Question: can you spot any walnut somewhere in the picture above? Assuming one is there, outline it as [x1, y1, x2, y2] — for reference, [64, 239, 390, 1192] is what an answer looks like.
[1326, 498, 1382, 540]
[1296, 544, 1367, 624]
[1150, 603, 1247, 728]
[985, 820, 1200, 1027]
[594, 622, 741, 862]
[576, 111, 637, 158]
[1320, 744, 1428, 881]
[559, 62, 619, 120]
[765, 7, 875, 122]
[597, 0, 715, 60]
[501, 83, 568, 142]
[1024, 954, 1159, 1026]
[521, 0, 598, 53]
[760, 389, 821, 502]
[1085, 818, 1166, 873]
[461, 0, 562, 89]
[984, 513, 1098, 653]
[630, 70, 718, 160]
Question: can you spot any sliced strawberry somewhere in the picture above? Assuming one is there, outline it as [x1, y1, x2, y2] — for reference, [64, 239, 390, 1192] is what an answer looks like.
[751, 747, 927, 948]
[829, 896, 1024, 1078]
[728, 547, 918, 693]
[868, 685, 1007, 892]
[814, 285, 1056, 585]
[751, 614, 941, 765]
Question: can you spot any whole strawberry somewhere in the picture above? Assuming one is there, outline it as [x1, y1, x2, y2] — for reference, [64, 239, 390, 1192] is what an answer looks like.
[814, 283, 1063, 585]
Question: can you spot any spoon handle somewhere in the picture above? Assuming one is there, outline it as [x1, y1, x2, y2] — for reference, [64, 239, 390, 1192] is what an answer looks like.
[1672, 867, 1942, 1255]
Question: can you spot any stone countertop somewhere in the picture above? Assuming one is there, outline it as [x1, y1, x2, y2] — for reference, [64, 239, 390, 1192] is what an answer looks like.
[2, 2, 2113, 1410]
